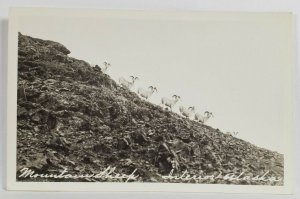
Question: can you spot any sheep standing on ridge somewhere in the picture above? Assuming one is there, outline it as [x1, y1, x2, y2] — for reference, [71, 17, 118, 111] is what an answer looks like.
[118, 76, 139, 90]
[91, 61, 110, 73]
[194, 111, 213, 124]
[227, 132, 239, 136]
[161, 95, 181, 111]
[102, 61, 111, 73]
[179, 106, 195, 119]
[137, 86, 157, 100]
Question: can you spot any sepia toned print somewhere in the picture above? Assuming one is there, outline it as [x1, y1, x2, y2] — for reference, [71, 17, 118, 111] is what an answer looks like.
[7, 8, 294, 193]
[16, 32, 283, 185]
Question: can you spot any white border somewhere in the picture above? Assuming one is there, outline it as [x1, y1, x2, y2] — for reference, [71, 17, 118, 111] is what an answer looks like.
[6, 7, 295, 193]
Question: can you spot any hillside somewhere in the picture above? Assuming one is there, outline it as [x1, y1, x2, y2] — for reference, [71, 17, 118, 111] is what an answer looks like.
[16, 33, 284, 185]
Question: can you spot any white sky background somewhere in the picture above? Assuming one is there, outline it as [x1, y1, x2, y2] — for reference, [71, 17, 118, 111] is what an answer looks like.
[17, 11, 293, 153]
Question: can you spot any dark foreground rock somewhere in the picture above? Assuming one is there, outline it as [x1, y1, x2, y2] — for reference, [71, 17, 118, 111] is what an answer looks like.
[16, 33, 284, 185]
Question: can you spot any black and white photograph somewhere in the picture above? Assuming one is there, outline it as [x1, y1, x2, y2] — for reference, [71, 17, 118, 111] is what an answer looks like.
[6, 8, 294, 193]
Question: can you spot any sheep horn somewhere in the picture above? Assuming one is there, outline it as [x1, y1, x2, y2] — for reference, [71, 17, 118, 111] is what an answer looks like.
[188, 106, 194, 110]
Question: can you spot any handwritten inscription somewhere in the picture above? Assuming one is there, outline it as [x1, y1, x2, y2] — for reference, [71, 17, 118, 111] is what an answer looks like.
[162, 169, 282, 183]
[18, 167, 282, 183]
[18, 166, 138, 182]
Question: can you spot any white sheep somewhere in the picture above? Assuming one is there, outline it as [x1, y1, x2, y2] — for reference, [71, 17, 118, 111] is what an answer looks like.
[102, 61, 111, 73]
[91, 61, 110, 73]
[194, 111, 213, 124]
[118, 76, 138, 89]
[227, 132, 239, 136]
[137, 86, 157, 100]
[161, 95, 181, 111]
[179, 106, 195, 119]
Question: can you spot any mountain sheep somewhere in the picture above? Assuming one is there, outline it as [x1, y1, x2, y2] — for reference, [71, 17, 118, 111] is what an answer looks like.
[179, 106, 195, 119]
[137, 86, 157, 100]
[119, 76, 138, 89]
[194, 111, 213, 124]
[91, 62, 110, 73]
[161, 95, 181, 111]
[227, 132, 239, 136]
[102, 61, 111, 73]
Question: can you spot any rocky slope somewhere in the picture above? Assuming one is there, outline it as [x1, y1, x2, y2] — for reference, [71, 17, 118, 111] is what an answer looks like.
[16, 33, 284, 185]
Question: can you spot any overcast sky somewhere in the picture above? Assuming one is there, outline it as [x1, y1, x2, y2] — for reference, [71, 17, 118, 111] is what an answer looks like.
[17, 10, 293, 153]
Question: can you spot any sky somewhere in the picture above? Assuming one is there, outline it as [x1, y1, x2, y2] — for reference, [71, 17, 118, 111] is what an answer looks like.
[17, 10, 293, 153]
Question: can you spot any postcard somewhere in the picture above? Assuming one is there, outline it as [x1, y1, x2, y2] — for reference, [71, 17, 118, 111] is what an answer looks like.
[6, 7, 295, 193]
